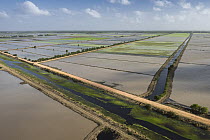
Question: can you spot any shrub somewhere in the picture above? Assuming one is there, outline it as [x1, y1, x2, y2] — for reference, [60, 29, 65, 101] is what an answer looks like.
[145, 104, 152, 110]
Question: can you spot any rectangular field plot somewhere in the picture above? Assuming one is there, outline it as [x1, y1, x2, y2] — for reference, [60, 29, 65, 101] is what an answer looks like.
[42, 61, 153, 95]
[171, 64, 210, 109]
[39, 46, 81, 52]
[58, 55, 162, 76]
[57, 37, 108, 41]
[0, 44, 28, 50]
[97, 33, 189, 57]
[103, 36, 146, 42]
[23, 48, 66, 57]
[171, 33, 210, 109]
[8, 50, 48, 60]
[56, 44, 99, 50]
[8, 41, 55, 47]
[69, 43, 109, 48]
[86, 40, 122, 45]
[180, 34, 210, 65]
[0, 71, 97, 140]
[35, 40, 77, 44]
[78, 53, 168, 64]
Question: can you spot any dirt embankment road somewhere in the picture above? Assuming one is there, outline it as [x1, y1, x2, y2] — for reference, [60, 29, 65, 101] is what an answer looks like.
[35, 63, 210, 126]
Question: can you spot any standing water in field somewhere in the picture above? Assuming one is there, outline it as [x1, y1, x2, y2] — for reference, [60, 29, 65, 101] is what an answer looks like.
[0, 71, 97, 140]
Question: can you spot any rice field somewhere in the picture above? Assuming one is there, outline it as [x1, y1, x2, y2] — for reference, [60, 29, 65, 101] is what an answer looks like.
[0, 71, 97, 140]
[171, 33, 210, 109]
[97, 33, 189, 57]
[0, 32, 159, 61]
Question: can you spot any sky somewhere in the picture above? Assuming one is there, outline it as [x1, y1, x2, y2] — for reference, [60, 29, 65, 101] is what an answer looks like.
[0, 0, 210, 31]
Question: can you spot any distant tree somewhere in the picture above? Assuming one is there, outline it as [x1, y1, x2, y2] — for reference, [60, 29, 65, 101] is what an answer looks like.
[66, 50, 68, 53]
[34, 46, 37, 48]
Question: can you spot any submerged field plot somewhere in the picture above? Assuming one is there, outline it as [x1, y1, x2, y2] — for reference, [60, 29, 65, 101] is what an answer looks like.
[0, 70, 97, 140]
[171, 33, 210, 109]
[42, 33, 189, 95]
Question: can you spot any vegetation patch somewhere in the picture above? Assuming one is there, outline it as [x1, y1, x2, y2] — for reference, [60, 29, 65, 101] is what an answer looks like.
[97, 127, 121, 140]
[190, 104, 208, 115]
[97, 37, 187, 57]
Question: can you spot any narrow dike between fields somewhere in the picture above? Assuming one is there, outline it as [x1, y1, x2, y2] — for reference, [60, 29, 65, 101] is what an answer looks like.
[0, 57, 188, 140]
[145, 34, 192, 101]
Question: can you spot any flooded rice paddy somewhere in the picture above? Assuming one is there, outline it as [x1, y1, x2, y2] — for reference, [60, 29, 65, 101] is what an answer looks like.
[171, 33, 210, 108]
[0, 70, 97, 140]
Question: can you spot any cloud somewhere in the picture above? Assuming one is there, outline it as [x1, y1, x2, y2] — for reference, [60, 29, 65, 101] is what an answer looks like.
[200, 9, 210, 15]
[19, 1, 50, 16]
[153, 7, 162, 11]
[0, 11, 9, 18]
[60, 8, 72, 15]
[154, 15, 161, 21]
[164, 14, 175, 22]
[195, 3, 204, 11]
[85, 8, 101, 18]
[134, 11, 143, 17]
[154, 0, 172, 7]
[108, 0, 131, 5]
[179, 0, 191, 9]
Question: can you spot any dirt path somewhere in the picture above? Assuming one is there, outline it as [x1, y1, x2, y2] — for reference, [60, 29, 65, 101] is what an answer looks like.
[35, 63, 210, 126]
